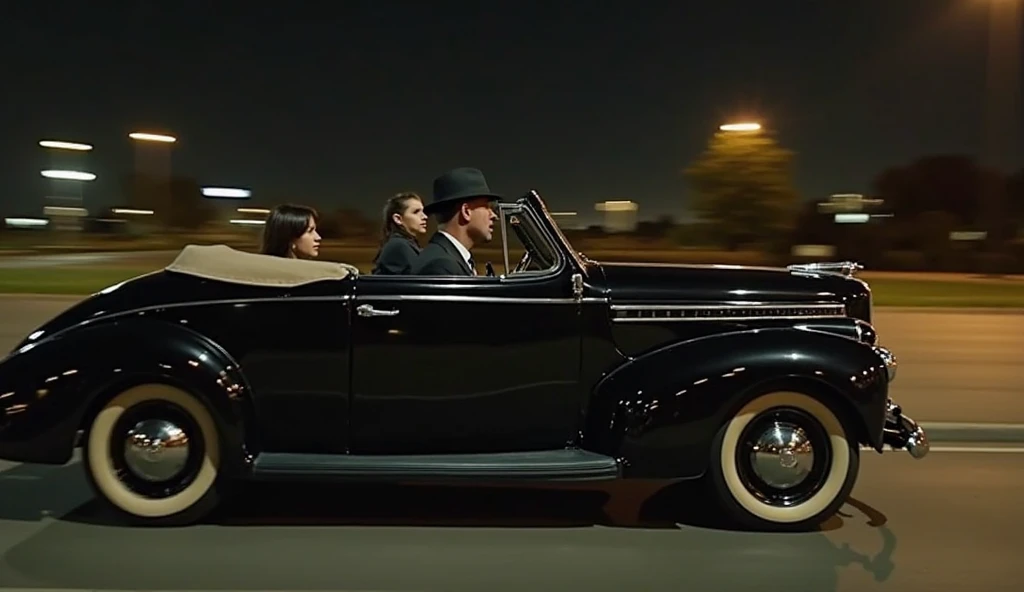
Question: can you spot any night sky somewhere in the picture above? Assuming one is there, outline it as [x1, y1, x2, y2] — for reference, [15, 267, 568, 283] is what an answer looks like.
[3, 0, 1021, 225]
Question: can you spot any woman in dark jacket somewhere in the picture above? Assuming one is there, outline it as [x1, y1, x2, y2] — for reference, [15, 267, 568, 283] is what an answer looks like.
[371, 192, 428, 274]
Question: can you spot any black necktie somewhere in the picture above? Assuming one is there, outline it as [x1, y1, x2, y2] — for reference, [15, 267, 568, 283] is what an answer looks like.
[467, 257, 476, 275]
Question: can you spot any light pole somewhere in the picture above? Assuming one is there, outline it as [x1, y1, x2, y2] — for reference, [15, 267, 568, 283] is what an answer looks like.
[128, 131, 176, 178]
[128, 131, 176, 221]
[976, 0, 1021, 246]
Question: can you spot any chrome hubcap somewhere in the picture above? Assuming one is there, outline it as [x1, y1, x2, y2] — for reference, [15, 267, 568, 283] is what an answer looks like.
[749, 421, 815, 489]
[123, 419, 190, 482]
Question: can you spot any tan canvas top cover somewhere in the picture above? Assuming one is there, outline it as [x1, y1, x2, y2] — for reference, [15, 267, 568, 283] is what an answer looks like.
[164, 244, 359, 287]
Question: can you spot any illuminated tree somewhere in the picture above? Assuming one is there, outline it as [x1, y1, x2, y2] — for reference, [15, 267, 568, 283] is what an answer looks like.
[683, 125, 800, 250]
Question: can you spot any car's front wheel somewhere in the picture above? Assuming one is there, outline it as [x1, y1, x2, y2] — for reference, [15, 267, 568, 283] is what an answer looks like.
[708, 390, 860, 531]
[82, 383, 223, 526]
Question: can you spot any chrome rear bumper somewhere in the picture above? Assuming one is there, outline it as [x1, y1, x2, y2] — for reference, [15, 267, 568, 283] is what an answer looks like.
[881, 399, 929, 459]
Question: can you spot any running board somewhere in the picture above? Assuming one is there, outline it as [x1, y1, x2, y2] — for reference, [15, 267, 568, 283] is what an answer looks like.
[251, 449, 620, 482]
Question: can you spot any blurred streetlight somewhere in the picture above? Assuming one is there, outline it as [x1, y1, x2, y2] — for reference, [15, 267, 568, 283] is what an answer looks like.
[202, 187, 251, 198]
[4, 217, 49, 229]
[39, 140, 93, 151]
[719, 122, 762, 132]
[129, 132, 176, 143]
[41, 169, 96, 181]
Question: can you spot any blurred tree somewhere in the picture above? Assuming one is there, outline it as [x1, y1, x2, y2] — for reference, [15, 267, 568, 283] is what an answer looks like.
[790, 200, 833, 245]
[872, 155, 1011, 243]
[683, 128, 800, 250]
[916, 210, 959, 269]
[634, 215, 675, 240]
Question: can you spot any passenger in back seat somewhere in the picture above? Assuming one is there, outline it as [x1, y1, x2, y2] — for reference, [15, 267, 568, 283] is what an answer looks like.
[259, 204, 322, 259]
[371, 192, 428, 275]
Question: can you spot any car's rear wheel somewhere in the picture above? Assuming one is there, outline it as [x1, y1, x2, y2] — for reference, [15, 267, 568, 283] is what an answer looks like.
[708, 390, 859, 531]
[82, 383, 222, 526]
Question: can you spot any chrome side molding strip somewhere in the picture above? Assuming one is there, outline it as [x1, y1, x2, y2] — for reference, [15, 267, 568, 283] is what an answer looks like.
[611, 303, 847, 322]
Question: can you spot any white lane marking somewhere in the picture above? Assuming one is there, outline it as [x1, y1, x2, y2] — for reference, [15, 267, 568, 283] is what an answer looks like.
[863, 445, 1024, 454]
[929, 446, 1024, 453]
[922, 422, 1024, 430]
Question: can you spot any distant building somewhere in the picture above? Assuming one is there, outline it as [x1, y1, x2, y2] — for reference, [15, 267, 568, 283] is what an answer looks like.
[594, 200, 638, 232]
[42, 205, 88, 232]
[817, 193, 888, 223]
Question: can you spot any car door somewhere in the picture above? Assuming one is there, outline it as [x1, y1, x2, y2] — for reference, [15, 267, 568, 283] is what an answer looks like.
[215, 281, 355, 455]
[348, 268, 584, 455]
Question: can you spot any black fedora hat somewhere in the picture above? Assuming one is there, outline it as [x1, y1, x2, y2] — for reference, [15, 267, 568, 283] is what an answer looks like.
[425, 167, 501, 215]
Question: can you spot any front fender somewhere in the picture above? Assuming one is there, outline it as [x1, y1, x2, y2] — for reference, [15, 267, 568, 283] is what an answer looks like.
[0, 318, 252, 471]
[583, 327, 889, 479]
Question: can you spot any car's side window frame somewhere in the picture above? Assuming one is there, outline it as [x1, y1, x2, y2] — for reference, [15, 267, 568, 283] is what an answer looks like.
[495, 201, 566, 283]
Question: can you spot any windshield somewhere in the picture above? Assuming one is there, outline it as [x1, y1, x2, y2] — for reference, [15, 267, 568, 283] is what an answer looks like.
[496, 201, 560, 276]
[516, 193, 589, 272]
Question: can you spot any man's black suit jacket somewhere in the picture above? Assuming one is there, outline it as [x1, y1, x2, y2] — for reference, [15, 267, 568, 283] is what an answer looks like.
[410, 232, 474, 276]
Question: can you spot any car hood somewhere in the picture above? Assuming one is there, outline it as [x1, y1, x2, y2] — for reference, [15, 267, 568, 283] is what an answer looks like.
[590, 260, 870, 306]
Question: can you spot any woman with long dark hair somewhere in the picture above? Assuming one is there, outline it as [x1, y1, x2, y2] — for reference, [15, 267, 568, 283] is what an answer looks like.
[259, 204, 321, 259]
[371, 192, 427, 274]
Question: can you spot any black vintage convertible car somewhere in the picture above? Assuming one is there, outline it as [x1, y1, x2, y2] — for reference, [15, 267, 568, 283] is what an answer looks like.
[0, 191, 928, 530]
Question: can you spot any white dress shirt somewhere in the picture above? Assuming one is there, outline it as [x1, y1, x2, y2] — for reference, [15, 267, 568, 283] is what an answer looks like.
[439, 231, 475, 275]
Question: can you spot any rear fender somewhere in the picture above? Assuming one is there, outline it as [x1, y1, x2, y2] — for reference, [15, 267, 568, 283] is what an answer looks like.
[583, 327, 889, 479]
[0, 318, 252, 471]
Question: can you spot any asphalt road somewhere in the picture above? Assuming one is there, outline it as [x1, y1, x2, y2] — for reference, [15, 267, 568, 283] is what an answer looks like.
[2, 298, 1021, 424]
[869, 309, 1024, 424]
[0, 447, 1021, 591]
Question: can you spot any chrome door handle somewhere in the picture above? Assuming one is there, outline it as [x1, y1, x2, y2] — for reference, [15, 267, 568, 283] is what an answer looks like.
[357, 304, 399, 317]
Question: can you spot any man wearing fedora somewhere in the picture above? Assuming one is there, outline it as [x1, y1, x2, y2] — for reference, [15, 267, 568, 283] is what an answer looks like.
[411, 167, 500, 276]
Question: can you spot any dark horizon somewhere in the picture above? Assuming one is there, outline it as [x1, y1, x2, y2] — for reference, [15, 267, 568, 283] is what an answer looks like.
[2, 0, 1021, 225]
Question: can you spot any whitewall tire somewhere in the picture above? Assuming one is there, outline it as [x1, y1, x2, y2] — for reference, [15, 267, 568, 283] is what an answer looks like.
[708, 390, 859, 531]
[83, 383, 223, 526]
